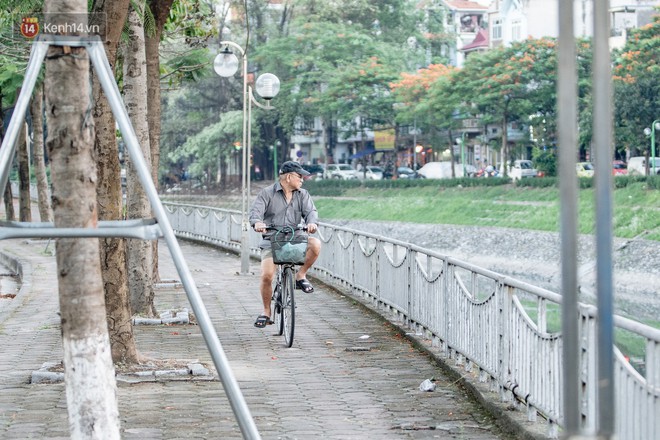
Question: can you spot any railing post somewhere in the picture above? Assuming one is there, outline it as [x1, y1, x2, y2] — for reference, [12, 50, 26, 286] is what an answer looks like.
[579, 309, 598, 433]
[647, 339, 660, 388]
[441, 258, 450, 354]
[498, 282, 512, 402]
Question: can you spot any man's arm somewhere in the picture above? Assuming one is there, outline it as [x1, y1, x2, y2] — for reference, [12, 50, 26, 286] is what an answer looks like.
[300, 190, 319, 233]
[249, 189, 268, 230]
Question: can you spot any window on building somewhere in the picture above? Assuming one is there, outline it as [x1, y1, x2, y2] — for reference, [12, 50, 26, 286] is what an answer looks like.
[492, 18, 502, 40]
[512, 19, 521, 41]
[295, 116, 315, 134]
[400, 125, 413, 136]
[459, 14, 481, 33]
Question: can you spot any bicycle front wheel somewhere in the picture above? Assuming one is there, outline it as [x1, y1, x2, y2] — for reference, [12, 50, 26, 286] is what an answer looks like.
[282, 266, 296, 347]
[272, 281, 284, 336]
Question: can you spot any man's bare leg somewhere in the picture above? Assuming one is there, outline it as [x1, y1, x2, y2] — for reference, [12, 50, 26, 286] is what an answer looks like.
[260, 257, 276, 318]
[295, 237, 321, 292]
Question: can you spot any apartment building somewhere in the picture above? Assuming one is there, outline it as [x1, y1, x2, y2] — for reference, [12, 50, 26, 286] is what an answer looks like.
[436, 0, 659, 168]
[488, 0, 658, 49]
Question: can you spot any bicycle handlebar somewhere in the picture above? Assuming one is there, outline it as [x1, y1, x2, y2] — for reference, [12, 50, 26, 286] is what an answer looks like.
[264, 224, 309, 232]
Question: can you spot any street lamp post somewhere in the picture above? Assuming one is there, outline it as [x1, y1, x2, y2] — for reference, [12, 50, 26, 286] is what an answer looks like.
[214, 42, 280, 274]
[455, 133, 467, 176]
[412, 117, 417, 170]
[414, 144, 424, 169]
[270, 140, 281, 180]
[643, 119, 660, 175]
[461, 132, 467, 176]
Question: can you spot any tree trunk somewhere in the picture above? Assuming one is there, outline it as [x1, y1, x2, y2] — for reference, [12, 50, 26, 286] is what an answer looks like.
[17, 121, 31, 222]
[146, 0, 174, 283]
[3, 185, 14, 221]
[90, 0, 138, 364]
[124, 2, 156, 317]
[30, 83, 52, 222]
[44, 1, 120, 437]
[0, 96, 14, 221]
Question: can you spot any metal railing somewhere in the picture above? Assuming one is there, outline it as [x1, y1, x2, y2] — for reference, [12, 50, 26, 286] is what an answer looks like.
[163, 202, 660, 440]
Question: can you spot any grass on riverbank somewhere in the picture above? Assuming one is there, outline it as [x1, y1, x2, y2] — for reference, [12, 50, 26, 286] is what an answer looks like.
[308, 179, 660, 240]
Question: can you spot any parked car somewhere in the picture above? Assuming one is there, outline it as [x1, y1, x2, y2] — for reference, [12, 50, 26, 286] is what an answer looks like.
[612, 160, 627, 176]
[397, 166, 424, 179]
[417, 161, 473, 178]
[627, 156, 660, 175]
[326, 163, 359, 180]
[509, 160, 538, 181]
[301, 163, 324, 180]
[363, 165, 384, 180]
[576, 162, 595, 178]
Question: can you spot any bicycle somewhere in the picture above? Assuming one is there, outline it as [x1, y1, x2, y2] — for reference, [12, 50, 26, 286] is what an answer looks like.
[267, 225, 308, 347]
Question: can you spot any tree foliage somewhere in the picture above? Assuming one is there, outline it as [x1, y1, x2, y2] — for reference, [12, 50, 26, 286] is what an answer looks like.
[168, 109, 244, 183]
[390, 63, 456, 121]
[613, 11, 660, 157]
[158, 0, 452, 181]
[0, 1, 42, 104]
[156, 2, 656, 184]
[254, 20, 395, 133]
[457, 39, 558, 128]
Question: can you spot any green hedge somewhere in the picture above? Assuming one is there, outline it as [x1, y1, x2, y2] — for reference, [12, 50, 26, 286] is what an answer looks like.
[516, 177, 557, 188]
[304, 176, 510, 196]
[304, 175, 660, 196]
[516, 175, 660, 190]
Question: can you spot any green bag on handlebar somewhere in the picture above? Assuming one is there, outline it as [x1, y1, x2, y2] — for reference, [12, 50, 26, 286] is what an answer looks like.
[271, 227, 308, 265]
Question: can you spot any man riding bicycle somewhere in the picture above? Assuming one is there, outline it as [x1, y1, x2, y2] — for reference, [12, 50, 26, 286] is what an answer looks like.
[249, 161, 321, 328]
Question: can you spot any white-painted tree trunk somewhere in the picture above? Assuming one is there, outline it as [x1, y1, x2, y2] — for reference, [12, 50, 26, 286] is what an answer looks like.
[43, 0, 121, 437]
[63, 334, 120, 439]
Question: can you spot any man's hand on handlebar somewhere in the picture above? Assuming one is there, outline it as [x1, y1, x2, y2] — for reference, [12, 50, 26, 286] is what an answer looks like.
[254, 221, 267, 233]
[306, 223, 318, 234]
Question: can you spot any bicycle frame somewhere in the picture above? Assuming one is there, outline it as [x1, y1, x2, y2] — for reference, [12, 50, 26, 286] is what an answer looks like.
[265, 224, 308, 348]
[272, 262, 296, 347]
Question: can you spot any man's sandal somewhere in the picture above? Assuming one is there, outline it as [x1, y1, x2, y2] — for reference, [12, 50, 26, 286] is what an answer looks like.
[295, 279, 314, 293]
[254, 315, 273, 328]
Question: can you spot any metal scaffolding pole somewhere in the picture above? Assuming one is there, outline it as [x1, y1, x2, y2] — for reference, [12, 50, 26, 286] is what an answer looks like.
[557, 0, 581, 436]
[592, 1, 616, 436]
[0, 35, 261, 440]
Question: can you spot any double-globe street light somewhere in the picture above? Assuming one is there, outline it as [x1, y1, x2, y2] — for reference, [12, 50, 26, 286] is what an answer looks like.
[643, 119, 660, 175]
[214, 41, 280, 274]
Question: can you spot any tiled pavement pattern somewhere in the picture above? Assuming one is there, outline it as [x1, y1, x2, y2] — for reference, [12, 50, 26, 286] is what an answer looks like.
[0, 237, 539, 439]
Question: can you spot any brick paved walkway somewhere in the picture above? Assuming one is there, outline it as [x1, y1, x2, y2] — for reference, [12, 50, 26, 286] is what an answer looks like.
[0, 236, 537, 439]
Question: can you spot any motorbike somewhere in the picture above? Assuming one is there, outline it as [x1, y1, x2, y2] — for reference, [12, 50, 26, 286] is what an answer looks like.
[476, 166, 499, 178]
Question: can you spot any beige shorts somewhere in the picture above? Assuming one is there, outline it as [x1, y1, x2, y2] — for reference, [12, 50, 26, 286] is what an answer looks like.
[261, 247, 273, 260]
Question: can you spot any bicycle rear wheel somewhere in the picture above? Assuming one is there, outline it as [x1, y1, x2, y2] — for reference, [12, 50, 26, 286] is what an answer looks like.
[281, 266, 295, 347]
[272, 279, 284, 336]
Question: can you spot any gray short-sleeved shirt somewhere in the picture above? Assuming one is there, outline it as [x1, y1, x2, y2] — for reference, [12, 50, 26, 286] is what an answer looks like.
[249, 181, 319, 248]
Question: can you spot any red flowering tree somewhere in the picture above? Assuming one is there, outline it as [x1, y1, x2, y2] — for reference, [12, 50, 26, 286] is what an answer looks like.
[613, 12, 660, 157]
